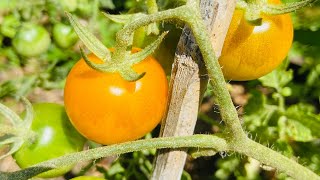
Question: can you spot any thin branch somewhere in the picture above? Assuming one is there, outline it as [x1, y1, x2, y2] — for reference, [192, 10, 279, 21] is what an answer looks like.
[0, 135, 227, 180]
[237, 139, 320, 180]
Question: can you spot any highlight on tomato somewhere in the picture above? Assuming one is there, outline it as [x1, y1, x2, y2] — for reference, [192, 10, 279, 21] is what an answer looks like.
[219, 0, 293, 81]
[13, 103, 86, 178]
[64, 48, 168, 145]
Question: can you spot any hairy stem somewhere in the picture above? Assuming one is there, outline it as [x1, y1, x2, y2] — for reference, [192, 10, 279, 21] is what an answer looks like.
[34, 135, 227, 169]
[113, 5, 189, 62]
[183, 2, 320, 179]
[185, 1, 246, 140]
[236, 139, 320, 180]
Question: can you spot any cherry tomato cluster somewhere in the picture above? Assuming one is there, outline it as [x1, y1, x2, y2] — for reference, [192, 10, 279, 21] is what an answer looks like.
[1, 16, 78, 58]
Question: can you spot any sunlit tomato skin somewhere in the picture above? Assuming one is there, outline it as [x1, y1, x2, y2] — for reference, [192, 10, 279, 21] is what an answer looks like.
[219, 0, 293, 81]
[64, 48, 168, 145]
[13, 103, 86, 178]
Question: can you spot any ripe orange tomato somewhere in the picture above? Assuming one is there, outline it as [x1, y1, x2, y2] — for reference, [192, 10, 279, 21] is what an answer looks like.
[64, 48, 168, 145]
[219, 0, 293, 81]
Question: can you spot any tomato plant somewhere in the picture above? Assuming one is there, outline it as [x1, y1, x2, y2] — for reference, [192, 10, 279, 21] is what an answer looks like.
[13, 103, 86, 178]
[219, 0, 293, 81]
[64, 48, 168, 145]
[12, 23, 51, 57]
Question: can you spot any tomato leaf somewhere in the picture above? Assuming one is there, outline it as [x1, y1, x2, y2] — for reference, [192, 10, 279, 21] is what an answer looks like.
[99, 0, 115, 9]
[259, 61, 293, 91]
[106, 162, 125, 176]
[282, 118, 314, 142]
[285, 104, 320, 138]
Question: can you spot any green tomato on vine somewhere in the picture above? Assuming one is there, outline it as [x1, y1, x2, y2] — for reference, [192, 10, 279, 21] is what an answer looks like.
[12, 23, 51, 57]
[53, 23, 78, 49]
[13, 103, 86, 178]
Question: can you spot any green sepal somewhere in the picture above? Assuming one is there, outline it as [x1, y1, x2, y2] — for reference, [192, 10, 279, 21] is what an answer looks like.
[0, 97, 35, 160]
[128, 31, 168, 65]
[0, 137, 23, 160]
[20, 96, 33, 129]
[0, 98, 22, 125]
[80, 48, 145, 81]
[103, 13, 146, 24]
[80, 48, 115, 72]
[66, 12, 111, 62]
[119, 67, 146, 82]
[244, 7, 263, 26]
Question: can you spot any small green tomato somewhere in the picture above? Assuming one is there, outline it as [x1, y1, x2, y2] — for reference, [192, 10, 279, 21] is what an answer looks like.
[53, 23, 78, 49]
[13, 103, 86, 178]
[12, 23, 51, 57]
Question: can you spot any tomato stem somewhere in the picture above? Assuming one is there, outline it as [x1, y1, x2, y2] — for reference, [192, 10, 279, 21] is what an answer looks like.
[5, 135, 320, 180]
[185, 1, 246, 140]
[262, 0, 317, 15]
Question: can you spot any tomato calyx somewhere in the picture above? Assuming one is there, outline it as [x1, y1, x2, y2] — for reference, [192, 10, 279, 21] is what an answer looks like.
[0, 97, 36, 160]
[237, 0, 317, 25]
[66, 12, 167, 81]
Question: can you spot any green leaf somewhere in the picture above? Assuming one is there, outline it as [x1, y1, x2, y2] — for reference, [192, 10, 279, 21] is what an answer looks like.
[286, 119, 314, 142]
[274, 140, 294, 158]
[286, 104, 320, 138]
[259, 61, 293, 91]
[243, 90, 278, 132]
[244, 90, 266, 115]
[278, 114, 314, 142]
[99, 0, 115, 9]
[0, 81, 16, 98]
[181, 171, 192, 180]
[107, 162, 125, 176]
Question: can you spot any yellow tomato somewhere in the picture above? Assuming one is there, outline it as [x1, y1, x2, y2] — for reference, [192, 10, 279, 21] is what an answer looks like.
[64, 48, 168, 145]
[219, 0, 293, 81]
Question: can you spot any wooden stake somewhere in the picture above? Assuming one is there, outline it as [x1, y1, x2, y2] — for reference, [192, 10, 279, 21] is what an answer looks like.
[151, 0, 237, 179]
